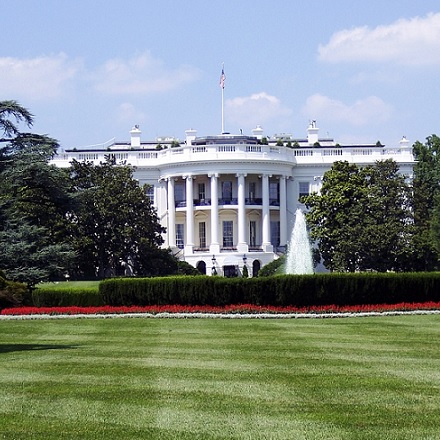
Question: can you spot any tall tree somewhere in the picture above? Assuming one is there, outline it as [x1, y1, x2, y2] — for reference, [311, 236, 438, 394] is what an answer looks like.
[411, 135, 440, 270]
[303, 160, 412, 272]
[357, 160, 411, 271]
[303, 161, 367, 272]
[0, 102, 74, 285]
[68, 157, 175, 278]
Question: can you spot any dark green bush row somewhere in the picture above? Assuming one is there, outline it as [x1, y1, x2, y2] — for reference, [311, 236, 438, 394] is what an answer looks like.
[31, 287, 104, 307]
[100, 273, 440, 307]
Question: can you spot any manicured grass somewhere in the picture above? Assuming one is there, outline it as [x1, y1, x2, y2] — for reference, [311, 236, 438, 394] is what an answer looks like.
[1, 316, 439, 439]
[38, 280, 100, 290]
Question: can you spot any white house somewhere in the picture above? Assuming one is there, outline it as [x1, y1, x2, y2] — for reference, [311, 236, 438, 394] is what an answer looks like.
[52, 122, 414, 277]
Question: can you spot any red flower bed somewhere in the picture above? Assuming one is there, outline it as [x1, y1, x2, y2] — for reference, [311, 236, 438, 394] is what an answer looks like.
[2, 302, 440, 316]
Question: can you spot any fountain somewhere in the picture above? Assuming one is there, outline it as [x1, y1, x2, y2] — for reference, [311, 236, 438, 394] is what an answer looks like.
[285, 209, 314, 274]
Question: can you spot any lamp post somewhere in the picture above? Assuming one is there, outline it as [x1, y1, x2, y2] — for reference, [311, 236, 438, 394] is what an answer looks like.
[211, 255, 217, 275]
[242, 254, 249, 278]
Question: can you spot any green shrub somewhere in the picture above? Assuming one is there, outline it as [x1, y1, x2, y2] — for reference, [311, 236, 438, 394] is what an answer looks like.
[99, 272, 440, 307]
[0, 275, 28, 310]
[258, 256, 285, 277]
[31, 286, 103, 307]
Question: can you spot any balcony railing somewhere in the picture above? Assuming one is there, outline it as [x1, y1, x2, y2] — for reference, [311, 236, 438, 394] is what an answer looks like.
[177, 198, 282, 208]
[52, 143, 414, 169]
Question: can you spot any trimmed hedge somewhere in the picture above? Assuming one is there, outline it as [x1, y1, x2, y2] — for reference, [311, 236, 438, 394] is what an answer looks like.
[31, 287, 104, 307]
[99, 273, 440, 307]
[25, 273, 440, 308]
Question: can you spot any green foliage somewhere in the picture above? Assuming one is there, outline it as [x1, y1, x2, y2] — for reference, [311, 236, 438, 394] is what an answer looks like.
[258, 256, 285, 276]
[177, 260, 201, 275]
[99, 272, 440, 308]
[0, 100, 33, 141]
[303, 160, 412, 272]
[0, 222, 74, 287]
[67, 157, 167, 279]
[242, 265, 249, 278]
[31, 286, 103, 307]
[411, 134, 440, 269]
[0, 274, 28, 309]
[0, 106, 75, 286]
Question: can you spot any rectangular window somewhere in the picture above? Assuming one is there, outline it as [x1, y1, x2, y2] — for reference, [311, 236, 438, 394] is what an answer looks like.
[269, 181, 279, 200]
[198, 183, 205, 201]
[175, 183, 185, 206]
[249, 182, 256, 202]
[299, 182, 310, 199]
[223, 220, 233, 247]
[176, 224, 184, 249]
[146, 185, 154, 205]
[199, 222, 206, 248]
[222, 181, 232, 202]
[270, 221, 280, 247]
[249, 221, 256, 247]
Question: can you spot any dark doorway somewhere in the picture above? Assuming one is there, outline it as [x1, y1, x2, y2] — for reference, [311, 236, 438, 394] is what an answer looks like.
[252, 260, 261, 277]
[223, 265, 238, 278]
[196, 261, 206, 275]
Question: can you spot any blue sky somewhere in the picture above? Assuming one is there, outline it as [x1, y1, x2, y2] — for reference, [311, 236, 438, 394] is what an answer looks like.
[1, 0, 440, 149]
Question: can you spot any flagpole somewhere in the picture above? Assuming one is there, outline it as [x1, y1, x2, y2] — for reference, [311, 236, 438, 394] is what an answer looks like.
[221, 84, 224, 134]
[220, 63, 225, 134]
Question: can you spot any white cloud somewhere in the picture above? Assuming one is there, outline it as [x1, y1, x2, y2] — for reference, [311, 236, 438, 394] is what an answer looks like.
[225, 92, 292, 128]
[302, 94, 392, 126]
[0, 53, 81, 100]
[116, 102, 147, 124]
[93, 51, 201, 95]
[319, 12, 440, 65]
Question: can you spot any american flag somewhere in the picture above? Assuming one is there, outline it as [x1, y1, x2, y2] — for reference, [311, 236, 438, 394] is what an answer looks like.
[219, 67, 226, 89]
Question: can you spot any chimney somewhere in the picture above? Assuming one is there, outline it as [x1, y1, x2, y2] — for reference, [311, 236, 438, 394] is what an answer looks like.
[252, 125, 264, 140]
[185, 128, 197, 145]
[307, 120, 319, 145]
[130, 125, 141, 147]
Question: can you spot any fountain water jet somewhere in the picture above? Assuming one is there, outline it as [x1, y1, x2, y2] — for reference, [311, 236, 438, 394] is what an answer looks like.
[285, 209, 314, 274]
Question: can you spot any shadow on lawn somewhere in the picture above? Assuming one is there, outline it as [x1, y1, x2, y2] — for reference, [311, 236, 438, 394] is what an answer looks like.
[0, 344, 78, 354]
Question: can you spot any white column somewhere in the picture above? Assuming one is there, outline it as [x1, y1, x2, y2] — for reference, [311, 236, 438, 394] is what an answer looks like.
[279, 175, 287, 247]
[237, 173, 248, 253]
[185, 175, 194, 252]
[262, 174, 273, 251]
[209, 173, 220, 254]
[167, 177, 176, 247]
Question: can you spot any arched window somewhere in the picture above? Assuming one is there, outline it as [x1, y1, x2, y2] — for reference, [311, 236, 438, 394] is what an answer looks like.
[252, 260, 261, 277]
[196, 261, 206, 275]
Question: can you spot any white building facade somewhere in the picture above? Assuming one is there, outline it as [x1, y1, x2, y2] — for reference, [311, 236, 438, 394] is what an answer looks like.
[52, 123, 414, 277]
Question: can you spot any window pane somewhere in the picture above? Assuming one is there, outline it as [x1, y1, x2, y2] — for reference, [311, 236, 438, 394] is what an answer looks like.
[249, 182, 256, 200]
[222, 181, 232, 201]
[198, 183, 205, 200]
[270, 221, 280, 247]
[199, 222, 206, 248]
[223, 221, 233, 247]
[176, 224, 184, 249]
[249, 221, 256, 247]
[299, 182, 309, 198]
[146, 185, 154, 204]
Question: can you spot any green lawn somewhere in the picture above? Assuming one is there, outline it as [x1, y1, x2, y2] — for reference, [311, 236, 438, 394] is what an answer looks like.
[1, 316, 439, 439]
[37, 280, 100, 290]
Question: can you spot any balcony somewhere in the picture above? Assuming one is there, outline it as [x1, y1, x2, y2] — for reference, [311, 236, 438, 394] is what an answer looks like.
[176, 197, 282, 209]
[52, 142, 414, 171]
